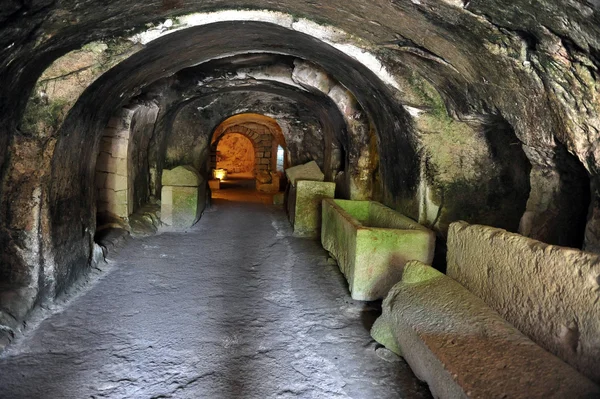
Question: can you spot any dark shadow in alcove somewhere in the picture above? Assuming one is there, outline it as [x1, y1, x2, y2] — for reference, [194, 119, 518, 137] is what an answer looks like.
[430, 114, 532, 272]
[360, 300, 383, 332]
[549, 142, 591, 248]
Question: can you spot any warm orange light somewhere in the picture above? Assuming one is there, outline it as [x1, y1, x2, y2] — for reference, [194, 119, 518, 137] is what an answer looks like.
[213, 169, 227, 180]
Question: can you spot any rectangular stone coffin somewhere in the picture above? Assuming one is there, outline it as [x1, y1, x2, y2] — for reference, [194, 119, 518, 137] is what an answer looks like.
[321, 199, 435, 300]
[287, 180, 335, 238]
[161, 166, 206, 229]
[371, 261, 600, 399]
[447, 221, 600, 384]
[161, 185, 206, 228]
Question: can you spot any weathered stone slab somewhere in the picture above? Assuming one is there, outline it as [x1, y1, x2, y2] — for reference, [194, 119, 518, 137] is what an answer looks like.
[372, 261, 600, 399]
[285, 161, 324, 186]
[288, 180, 335, 238]
[447, 221, 600, 383]
[161, 181, 206, 228]
[162, 165, 201, 187]
[321, 199, 435, 300]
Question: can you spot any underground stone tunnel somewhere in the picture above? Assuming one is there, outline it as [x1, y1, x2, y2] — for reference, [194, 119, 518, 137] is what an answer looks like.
[0, 1, 600, 398]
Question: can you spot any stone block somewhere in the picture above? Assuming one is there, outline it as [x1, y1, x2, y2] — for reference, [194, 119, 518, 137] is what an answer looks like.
[321, 199, 435, 301]
[161, 186, 198, 227]
[96, 152, 112, 172]
[105, 173, 128, 191]
[97, 154, 127, 176]
[285, 161, 324, 186]
[257, 173, 280, 194]
[288, 180, 335, 238]
[371, 261, 600, 399]
[162, 165, 201, 187]
[99, 138, 113, 154]
[447, 221, 600, 383]
[256, 171, 273, 184]
[109, 137, 129, 158]
[161, 182, 206, 228]
[208, 179, 220, 190]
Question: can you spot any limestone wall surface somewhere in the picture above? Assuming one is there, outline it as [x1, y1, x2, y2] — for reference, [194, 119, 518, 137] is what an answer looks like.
[216, 133, 255, 173]
[447, 221, 600, 383]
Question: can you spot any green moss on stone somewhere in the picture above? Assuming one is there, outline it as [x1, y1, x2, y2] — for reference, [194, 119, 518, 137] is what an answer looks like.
[370, 315, 402, 356]
[402, 261, 443, 283]
[21, 98, 70, 136]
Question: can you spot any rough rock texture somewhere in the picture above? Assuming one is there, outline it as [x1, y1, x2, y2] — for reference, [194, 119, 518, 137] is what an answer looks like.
[322, 200, 435, 301]
[216, 133, 255, 174]
[162, 165, 202, 187]
[447, 221, 600, 383]
[285, 161, 325, 186]
[372, 261, 600, 399]
[256, 171, 280, 193]
[0, 201, 431, 399]
[1, 0, 600, 369]
[287, 180, 336, 238]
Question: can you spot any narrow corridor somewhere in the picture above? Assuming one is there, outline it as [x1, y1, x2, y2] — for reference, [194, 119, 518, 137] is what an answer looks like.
[0, 200, 430, 398]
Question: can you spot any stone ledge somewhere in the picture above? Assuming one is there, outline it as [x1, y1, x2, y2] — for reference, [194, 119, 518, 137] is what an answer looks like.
[372, 261, 600, 399]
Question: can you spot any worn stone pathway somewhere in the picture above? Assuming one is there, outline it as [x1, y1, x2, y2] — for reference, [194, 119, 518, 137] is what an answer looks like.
[0, 199, 430, 398]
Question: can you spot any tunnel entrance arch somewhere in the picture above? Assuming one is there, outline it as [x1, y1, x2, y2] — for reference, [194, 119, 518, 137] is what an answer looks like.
[216, 133, 256, 176]
[210, 113, 289, 190]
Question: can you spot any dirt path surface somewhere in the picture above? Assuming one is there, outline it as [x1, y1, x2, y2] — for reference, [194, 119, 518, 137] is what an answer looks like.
[0, 199, 430, 399]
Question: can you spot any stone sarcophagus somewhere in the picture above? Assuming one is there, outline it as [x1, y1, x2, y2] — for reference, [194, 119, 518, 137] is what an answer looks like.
[161, 166, 206, 228]
[447, 221, 600, 384]
[285, 161, 335, 237]
[321, 199, 435, 300]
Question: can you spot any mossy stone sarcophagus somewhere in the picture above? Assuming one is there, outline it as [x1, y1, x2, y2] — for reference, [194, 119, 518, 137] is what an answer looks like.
[286, 161, 335, 237]
[161, 166, 206, 228]
[321, 199, 435, 300]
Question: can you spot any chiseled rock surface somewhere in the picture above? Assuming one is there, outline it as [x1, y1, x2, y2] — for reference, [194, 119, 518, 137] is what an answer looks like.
[447, 221, 600, 383]
[0, 201, 430, 399]
[322, 200, 435, 301]
[372, 261, 600, 399]
[285, 161, 325, 186]
[161, 165, 202, 187]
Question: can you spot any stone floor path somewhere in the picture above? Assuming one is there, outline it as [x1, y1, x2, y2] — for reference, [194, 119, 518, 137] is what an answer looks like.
[0, 199, 430, 399]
